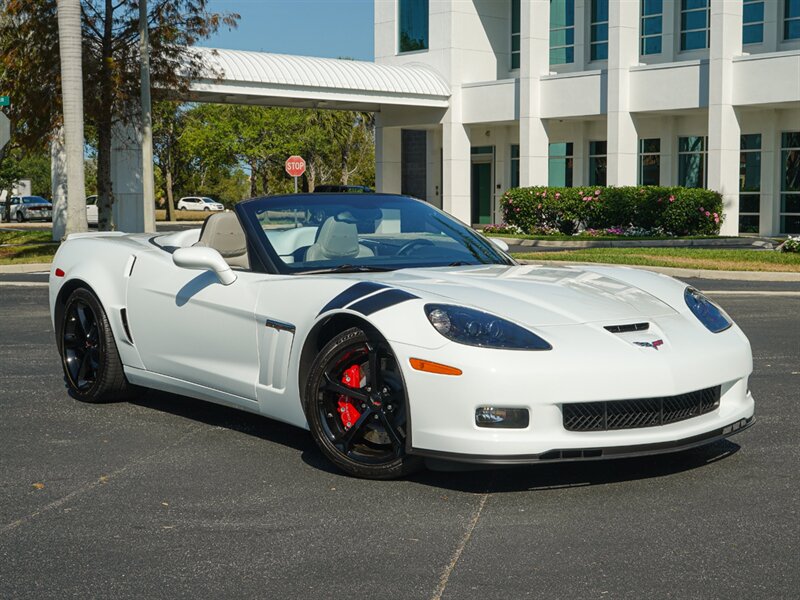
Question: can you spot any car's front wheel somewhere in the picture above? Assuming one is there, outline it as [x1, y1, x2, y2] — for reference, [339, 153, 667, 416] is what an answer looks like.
[15, 210, 25, 222]
[304, 327, 423, 479]
[58, 288, 134, 403]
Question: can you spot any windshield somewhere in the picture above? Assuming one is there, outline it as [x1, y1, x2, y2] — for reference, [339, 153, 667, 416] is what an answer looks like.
[236, 194, 513, 274]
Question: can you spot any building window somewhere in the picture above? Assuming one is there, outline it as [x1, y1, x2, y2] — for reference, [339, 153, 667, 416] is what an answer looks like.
[641, 0, 663, 55]
[743, 0, 765, 45]
[511, 0, 521, 69]
[511, 144, 520, 188]
[589, 141, 607, 185]
[739, 134, 762, 234]
[639, 138, 661, 185]
[678, 136, 707, 188]
[781, 132, 800, 234]
[548, 142, 574, 187]
[786, 0, 800, 40]
[398, 0, 428, 53]
[680, 0, 710, 51]
[550, 0, 575, 65]
[590, 0, 608, 61]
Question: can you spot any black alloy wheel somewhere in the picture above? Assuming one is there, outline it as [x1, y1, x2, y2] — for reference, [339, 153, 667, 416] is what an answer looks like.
[305, 327, 422, 479]
[59, 288, 133, 402]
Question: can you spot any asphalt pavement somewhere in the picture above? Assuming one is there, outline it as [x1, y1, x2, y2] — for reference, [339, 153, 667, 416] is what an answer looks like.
[1, 280, 798, 599]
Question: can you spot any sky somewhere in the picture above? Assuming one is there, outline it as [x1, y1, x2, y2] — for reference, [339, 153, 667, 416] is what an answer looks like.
[203, 0, 375, 60]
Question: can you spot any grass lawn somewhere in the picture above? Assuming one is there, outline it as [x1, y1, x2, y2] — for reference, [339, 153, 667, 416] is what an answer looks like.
[513, 248, 800, 272]
[0, 229, 54, 245]
[0, 243, 58, 265]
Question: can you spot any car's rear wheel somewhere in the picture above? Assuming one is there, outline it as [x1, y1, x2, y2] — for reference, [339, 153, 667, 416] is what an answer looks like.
[58, 288, 133, 403]
[179, 206, 186, 210]
[304, 327, 423, 479]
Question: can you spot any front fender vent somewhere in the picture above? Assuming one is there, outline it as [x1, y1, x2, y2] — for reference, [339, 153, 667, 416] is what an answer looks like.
[120, 308, 134, 344]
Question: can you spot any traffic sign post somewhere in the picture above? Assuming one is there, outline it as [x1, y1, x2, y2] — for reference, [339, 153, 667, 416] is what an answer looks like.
[285, 155, 306, 193]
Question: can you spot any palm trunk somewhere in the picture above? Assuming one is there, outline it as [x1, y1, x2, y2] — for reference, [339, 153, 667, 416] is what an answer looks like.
[56, 0, 88, 239]
[96, 0, 115, 231]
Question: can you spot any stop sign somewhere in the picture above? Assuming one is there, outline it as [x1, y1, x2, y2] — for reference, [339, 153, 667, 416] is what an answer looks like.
[285, 155, 306, 178]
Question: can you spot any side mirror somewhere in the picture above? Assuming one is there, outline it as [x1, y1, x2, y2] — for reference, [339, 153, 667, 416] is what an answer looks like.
[173, 246, 237, 285]
[489, 237, 510, 253]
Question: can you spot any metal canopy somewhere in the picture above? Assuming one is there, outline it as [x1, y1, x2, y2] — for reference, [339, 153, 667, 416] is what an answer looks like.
[186, 47, 451, 110]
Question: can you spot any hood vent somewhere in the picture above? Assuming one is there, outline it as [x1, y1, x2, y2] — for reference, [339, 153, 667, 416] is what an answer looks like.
[604, 322, 649, 334]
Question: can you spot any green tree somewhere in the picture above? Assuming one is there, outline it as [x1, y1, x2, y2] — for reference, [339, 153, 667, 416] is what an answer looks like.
[0, 0, 238, 229]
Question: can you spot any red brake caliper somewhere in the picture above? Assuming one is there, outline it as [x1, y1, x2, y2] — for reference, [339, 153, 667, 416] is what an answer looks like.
[338, 364, 363, 429]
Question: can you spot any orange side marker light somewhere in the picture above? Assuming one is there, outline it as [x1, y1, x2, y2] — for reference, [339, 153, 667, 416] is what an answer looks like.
[409, 358, 462, 376]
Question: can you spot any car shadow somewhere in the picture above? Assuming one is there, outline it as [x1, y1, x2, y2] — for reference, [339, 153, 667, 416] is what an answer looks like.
[407, 440, 741, 493]
[129, 389, 742, 491]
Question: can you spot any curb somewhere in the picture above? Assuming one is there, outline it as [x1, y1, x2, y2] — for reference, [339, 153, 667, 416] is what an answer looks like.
[500, 237, 774, 249]
[516, 259, 800, 282]
[0, 263, 52, 274]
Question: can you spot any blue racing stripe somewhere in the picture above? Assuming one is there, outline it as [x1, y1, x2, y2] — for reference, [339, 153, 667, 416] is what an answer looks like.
[347, 288, 418, 316]
[317, 281, 387, 316]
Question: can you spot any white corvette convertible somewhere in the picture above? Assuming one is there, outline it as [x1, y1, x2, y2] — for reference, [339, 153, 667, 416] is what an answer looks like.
[49, 194, 755, 479]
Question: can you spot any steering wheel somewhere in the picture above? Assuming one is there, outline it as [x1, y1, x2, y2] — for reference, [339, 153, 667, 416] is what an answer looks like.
[396, 239, 435, 256]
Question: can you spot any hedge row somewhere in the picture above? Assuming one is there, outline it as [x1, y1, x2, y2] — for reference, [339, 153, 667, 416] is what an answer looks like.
[499, 186, 724, 236]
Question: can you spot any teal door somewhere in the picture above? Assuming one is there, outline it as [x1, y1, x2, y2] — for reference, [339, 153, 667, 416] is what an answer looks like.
[471, 162, 492, 225]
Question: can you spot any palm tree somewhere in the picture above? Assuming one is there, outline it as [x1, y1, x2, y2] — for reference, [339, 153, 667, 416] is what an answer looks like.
[56, 0, 87, 239]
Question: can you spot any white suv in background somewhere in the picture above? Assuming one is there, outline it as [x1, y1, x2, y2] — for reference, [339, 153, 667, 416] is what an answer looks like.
[177, 196, 224, 211]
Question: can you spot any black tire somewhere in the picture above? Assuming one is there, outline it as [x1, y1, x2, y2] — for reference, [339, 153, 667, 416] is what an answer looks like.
[203, 207, 210, 211]
[179, 206, 186, 211]
[304, 327, 423, 479]
[15, 210, 25, 222]
[58, 287, 133, 403]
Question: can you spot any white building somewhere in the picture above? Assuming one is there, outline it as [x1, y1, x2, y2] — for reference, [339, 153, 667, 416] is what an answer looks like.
[372, 0, 800, 236]
[67, 0, 800, 237]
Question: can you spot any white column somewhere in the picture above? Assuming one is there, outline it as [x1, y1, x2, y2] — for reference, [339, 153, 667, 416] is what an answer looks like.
[494, 126, 508, 222]
[375, 119, 401, 194]
[50, 129, 68, 240]
[442, 91, 471, 224]
[111, 122, 152, 233]
[606, 0, 639, 186]
[660, 116, 677, 185]
[759, 111, 777, 236]
[519, 0, 550, 186]
[707, 0, 742, 236]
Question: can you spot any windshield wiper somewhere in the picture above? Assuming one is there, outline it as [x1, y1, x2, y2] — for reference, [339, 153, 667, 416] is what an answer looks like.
[296, 264, 395, 275]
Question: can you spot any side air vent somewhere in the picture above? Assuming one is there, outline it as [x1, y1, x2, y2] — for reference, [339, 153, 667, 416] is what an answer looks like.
[120, 308, 134, 344]
[604, 322, 649, 334]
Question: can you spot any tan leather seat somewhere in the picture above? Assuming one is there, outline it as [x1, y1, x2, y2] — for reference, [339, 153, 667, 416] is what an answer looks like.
[305, 216, 374, 261]
[193, 212, 250, 270]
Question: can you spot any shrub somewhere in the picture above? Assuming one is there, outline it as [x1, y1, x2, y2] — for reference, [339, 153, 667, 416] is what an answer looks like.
[781, 236, 800, 253]
[500, 186, 724, 236]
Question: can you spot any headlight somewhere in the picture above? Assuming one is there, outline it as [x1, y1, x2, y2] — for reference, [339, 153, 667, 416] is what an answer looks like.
[424, 304, 552, 350]
[684, 287, 731, 333]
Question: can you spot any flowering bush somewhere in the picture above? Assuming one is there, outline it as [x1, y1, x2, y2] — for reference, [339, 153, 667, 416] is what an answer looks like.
[500, 186, 724, 236]
[781, 236, 800, 253]
[483, 223, 523, 235]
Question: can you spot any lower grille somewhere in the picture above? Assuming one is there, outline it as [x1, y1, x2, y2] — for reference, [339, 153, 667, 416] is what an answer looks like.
[563, 386, 721, 432]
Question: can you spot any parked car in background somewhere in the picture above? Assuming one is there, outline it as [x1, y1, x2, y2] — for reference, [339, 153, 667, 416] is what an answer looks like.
[10, 196, 52, 222]
[86, 195, 98, 225]
[314, 185, 374, 193]
[177, 196, 224, 211]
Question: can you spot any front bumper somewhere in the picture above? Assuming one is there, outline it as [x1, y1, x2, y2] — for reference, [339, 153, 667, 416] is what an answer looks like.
[411, 416, 754, 464]
[390, 317, 755, 461]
